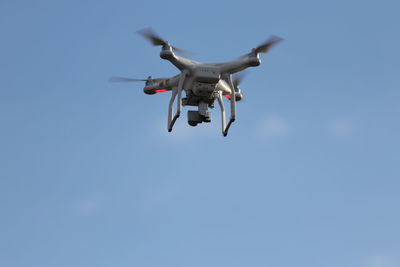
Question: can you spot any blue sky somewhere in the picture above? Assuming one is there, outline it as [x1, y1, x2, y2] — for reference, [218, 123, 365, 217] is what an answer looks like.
[1, 0, 399, 266]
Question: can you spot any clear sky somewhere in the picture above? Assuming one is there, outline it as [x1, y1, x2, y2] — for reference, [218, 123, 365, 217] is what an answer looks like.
[1, 0, 399, 266]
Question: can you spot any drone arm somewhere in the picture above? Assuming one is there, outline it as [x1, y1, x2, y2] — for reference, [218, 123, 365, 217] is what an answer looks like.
[160, 49, 193, 71]
[219, 55, 260, 74]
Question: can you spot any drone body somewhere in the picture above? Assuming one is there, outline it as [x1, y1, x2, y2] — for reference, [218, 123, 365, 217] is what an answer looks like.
[111, 28, 282, 136]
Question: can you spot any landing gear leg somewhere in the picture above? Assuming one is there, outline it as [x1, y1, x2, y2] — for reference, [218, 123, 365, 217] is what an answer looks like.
[167, 71, 187, 132]
[217, 75, 236, 137]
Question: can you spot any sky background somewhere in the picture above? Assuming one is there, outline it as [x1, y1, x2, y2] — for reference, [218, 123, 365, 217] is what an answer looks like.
[1, 0, 400, 266]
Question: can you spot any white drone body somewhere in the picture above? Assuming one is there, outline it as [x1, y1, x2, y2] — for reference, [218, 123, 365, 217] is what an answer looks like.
[111, 28, 282, 136]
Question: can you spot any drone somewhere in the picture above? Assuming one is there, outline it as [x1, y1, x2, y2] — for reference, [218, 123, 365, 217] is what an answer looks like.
[110, 28, 282, 136]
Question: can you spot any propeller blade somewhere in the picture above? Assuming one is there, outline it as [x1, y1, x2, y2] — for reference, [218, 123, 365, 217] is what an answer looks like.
[232, 71, 248, 88]
[109, 76, 148, 83]
[137, 27, 167, 46]
[137, 27, 195, 57]
[171, 46, 196, 57]
[255, 35, 283, 54]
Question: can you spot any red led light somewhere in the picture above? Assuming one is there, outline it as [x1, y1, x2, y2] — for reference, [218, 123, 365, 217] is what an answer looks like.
[155, 89, 168, 93]
[224, 94, 231, 99]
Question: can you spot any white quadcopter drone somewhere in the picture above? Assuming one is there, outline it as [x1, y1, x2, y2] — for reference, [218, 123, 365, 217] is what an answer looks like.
[110, 28, 282, 136]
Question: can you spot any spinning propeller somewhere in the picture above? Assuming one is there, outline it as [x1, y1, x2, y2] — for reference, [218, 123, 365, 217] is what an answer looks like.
[108, 76, 166, 84]
[108, 76, 170, 94]
[254, 36, 284, 54]
[137, 28, 194, 57]
[108, 76, 150, 83]
[222, 72, 247, 101]
[232, 71, 247, 89]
